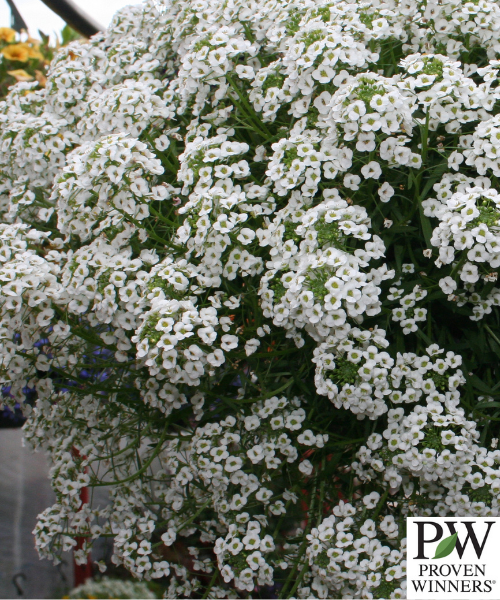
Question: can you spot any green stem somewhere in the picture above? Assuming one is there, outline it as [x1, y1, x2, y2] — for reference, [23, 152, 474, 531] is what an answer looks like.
[225, 74, 272, 138]
[279, 474, 318, 598]
[484, 324, 500, 349]
[316, 460, 325, 527]
[278, 539, 308, 599]
[91, 421, 169, 486]
[372, 487, 390, 520]
[176, 498, 212, 533]
[272, 499, 293, 539]
[214, 377, 294, 405]
[202, 568, 219, 599]
[148, 203, 178, 228]
[450, 254, 467, 279]
[287, 560, 310, 599]
[421, 110, 430, 163]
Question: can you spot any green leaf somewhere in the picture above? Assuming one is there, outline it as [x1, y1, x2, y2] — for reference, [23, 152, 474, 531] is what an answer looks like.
[418, 202, 433, 247]
[416, 328, 432, 346]
[475, 401, 500, 410]
[470, 374, 497, 395]
[433, 533, 457, 559]
[60, 25, 80, 45]
[394, 244, 404, 273]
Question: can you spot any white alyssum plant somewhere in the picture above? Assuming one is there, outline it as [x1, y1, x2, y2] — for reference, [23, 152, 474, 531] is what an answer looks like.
[1, 0, 500, 598]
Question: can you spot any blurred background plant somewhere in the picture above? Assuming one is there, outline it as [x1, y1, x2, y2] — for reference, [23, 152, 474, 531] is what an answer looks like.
[0, 23, 78, 99]
[0, 19, 79, 429]
[64, 576, 158, 599]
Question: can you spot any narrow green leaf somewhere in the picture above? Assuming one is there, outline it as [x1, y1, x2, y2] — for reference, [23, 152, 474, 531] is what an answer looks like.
[475, 401, 500, 410]
[394, 244, 404, 273]
[470, 374, 496, 395]
[418, 203, 433, 247]
[416, 328, 432, 345]
[433, 533, 457, 559]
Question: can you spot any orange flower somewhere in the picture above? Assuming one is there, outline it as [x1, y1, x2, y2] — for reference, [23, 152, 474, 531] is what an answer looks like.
[7, 69, 33, 82]
[2, 43, 29, 62]
[0, 27, 16, 43]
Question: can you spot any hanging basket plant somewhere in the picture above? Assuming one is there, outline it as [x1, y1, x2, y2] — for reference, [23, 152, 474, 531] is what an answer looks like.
[0, 0, 500, 598]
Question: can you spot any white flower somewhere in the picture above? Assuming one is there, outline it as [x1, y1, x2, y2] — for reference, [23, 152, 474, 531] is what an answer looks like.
[235, 65, 255, 79]
[361, 161, 382, 179]
[225, 456, 243, 472]
[245, 338, 260, 356]
[237, 228, 256, 245]
[221, 334, 239, 351]
[227, 538, 243, 555]
[362, 492, 380, 509]
[161, 528, 176, 547]
[448, 150, 464, 170]
[244, 415, 261, 431]
[439, 277, 457, 294]
[299, 460, 313, 476]
[242, 532, 260, 550]
[343, 174, 361, 190]
[378, 182, 395, 202]
[247, 445, 264, 463]
[460, 262, 480, 283]
[246, 550, 265, 570]
[207, 349, 225, 367]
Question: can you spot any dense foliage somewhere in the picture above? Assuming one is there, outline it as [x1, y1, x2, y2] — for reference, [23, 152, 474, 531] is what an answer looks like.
[1, 0, 500, 597]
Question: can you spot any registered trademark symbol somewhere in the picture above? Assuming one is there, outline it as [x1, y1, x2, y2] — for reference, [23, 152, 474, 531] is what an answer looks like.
[493, 581, 497, 585]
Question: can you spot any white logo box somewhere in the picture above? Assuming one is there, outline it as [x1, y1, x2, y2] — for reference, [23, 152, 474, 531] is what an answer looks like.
[407, 517, 500, 600]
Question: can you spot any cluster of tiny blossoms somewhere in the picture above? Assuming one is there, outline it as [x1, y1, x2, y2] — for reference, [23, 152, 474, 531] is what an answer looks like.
[306, 499, 406, 599]
[1, 0, 500, 597]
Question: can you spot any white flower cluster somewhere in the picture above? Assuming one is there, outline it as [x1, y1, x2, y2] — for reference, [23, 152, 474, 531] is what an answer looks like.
[462, 112, 500, 176]
[68, 577, 157, 599]
[77, 79, 172, 139]
[306, 499, 406, 599]
[158, 395, 327, 591]
[354, 399, 500, 518]
[177, 25, 257, 102]
[0, 94, 77, 220]
[407, 0, 500, 59]
[175, 126, 267, 283]
[135, 293, 239, 385]
[328, 72, 417, 165]
[54, 134, 165, 240]
[424, 173, 500, 319]
[389, 283, 428, 335]
[259, 189, 393, 343]
[314, 332, 465, 420]
[429, 185, 500, 272]
[1, 0, 500, 596]
[400, 53, 492, 133]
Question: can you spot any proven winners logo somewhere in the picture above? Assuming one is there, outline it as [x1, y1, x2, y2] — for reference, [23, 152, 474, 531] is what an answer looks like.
[407, 517, 500, 599]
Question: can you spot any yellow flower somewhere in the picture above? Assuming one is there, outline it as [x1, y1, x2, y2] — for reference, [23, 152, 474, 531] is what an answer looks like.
[26, 44, 44, 61]
[0, 28, 16, 43]
[2, 43, 29, 62]
[35, 69, 47, 86]
[7, 69, 33, 82]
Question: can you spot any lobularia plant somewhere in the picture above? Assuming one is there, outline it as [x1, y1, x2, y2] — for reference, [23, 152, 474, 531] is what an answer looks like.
[67, 576, 157, 599]
[2, 0, 500, 597]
